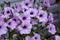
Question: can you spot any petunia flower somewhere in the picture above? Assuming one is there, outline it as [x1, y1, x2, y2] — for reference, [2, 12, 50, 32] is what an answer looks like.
[36, 10, 48, 23]
[0, 13, 5, 22]
[25, 36, 33, 40]
[32, 33, 41, 40]
[11, 16, 20, 24]
[48, 13, 54, 23]
[0, 22, 7, 36]
[26, 8, 38, 17]
[25, 33, 41, 40]
[21, 0, 32, 8]
[47, 23, 56, 34]
[7, 17, 19, 30]
[0, 13, 7, 36]
[19, 12, 31, 22]
[4, 7, 14, 18]
[13, 3, 21, 12]
[22, 6, 29, 12]
[17, 21, 32, 34]
[55, 35, 60, 40]
[43, 0, 50, 8]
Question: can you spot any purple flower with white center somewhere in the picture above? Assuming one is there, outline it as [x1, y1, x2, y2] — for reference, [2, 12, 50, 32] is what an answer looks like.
[7, 19, 18, 30]
[21, 0, 32, 8]
[36, 10, 48, 23]
[4, 7, 14, 18]
[13, 3, 21, 12]
[32, 33, 41, 40]
[19, 12, 30, 22]
[55, 35, 60, 40]
[0, 22, 7, 36]
[43, 0, 50, 8]
[47, 23, 56, 34]
[17, 21, 32, 34]
[26, 8, 38, 17]
[48, 13, 54, 23]
[30, 19, 37, 25]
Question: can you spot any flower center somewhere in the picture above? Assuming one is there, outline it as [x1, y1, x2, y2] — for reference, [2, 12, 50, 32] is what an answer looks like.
[24, 9, 27, 11]
[39, 14, 43, 17]
[50, 27, 52, 30]
[30, 12, 33, 15]
[8, 22, 11, 25]
[25, 3, 28, 6]
[0, 26, 2, 29]
[45, 1, 47, 3]
[15, 5, 18, 8]
[23, 25, 27, 29]
[13, 18, 16, 21]
[7, 11, 10, 14]
[35, 37, 37, 39]
[23, 17, 26, 20]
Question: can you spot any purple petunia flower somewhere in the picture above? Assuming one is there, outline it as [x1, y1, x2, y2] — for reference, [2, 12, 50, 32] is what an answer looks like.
[55, 35, 60, 40]
[19, 12, 31, 22]
[36, 10, 48, 23]
[0, 13, 5, 22]
[48, 13, 54, 23]
[47, 23, 56, 34]
[13, 3, 21, 12]
[22, 6, 29, 12]
[32, 33, 41, 40]
[0, 14, 7, 35]
[17, 21, 32, 34]
[43, 0, 50, 8]
[0, 22, 7, 36]
[7, 18, 18, 30]
[26, 8, 38, 17]
[21, 0, 32, 8]
[4, 7, 14, 18]
[25, 33, 41, 40]
[12, 16, 20, 24]
[0, 13, 7, 35]
[25, 36, 33, 40]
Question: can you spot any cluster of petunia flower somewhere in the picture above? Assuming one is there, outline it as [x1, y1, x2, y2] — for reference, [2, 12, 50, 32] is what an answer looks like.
[0, 0, 59, 40]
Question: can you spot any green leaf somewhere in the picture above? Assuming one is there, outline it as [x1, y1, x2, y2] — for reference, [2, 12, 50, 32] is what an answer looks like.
[56, 27, 60, 34]
[42, 6, 47, 11]
[4, 18, 8, 22]
[0, 4, 4, 10]
[18, 10, 23, 14]
[4, 1, 10, 7]
[7, 27, 16, 40]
